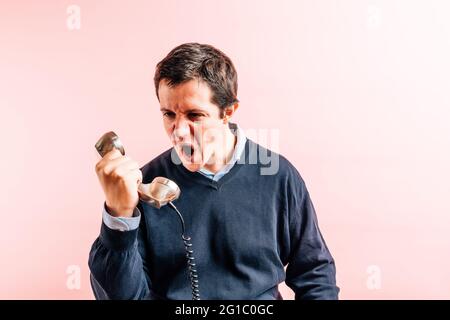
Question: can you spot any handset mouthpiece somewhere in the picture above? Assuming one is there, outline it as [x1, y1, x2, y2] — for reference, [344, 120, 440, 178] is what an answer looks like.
[138, 177, 180, 209]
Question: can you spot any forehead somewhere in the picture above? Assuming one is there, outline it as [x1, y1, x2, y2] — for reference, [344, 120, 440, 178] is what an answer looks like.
[158, 79, 218, 113]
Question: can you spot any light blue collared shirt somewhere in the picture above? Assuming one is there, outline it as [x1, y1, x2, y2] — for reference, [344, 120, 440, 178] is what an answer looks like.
[102, 123, 247, 231]
[196, 122, 246, 181]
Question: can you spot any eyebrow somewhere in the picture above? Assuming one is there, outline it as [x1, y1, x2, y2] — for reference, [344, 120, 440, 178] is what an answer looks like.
[160, 107, 209, 115]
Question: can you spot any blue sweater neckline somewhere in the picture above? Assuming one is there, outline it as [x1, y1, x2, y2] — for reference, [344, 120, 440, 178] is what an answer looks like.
[172, 139, 251, 190]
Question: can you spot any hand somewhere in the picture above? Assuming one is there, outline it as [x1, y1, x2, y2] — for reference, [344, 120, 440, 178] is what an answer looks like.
[95, 149, 142, 217]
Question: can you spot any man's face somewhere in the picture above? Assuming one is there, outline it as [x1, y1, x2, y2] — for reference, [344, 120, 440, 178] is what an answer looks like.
[158, 79, 229, 172]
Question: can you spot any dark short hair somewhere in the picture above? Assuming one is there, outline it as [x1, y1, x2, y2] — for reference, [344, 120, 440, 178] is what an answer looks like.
[154, 43, 239, 112]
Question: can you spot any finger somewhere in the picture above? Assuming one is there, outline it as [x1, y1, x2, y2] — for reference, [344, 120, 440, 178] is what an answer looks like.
[117, 168, 142, 185]
[102, 156, 132, 175]
[130, 169, 143, 185]
[115, 161, 140, 176]
[103, 148, 123, 161]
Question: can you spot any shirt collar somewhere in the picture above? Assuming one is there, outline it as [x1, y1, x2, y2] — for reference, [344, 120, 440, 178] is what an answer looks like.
[197, 122, 247, 179]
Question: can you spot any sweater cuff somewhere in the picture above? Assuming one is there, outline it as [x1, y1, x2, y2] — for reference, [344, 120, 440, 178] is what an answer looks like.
[99, 219, 138, 251]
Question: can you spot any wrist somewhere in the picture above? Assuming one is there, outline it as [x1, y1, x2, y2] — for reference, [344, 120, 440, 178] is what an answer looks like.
[105, 203, 134, 218]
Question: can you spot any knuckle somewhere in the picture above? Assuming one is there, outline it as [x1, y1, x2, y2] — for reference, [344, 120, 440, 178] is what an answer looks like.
[112, 168, 128, 180]
[95, 161, 102, 172]
[110, 168, 121, 178]
[101, 164, 108, 174]
[103, 164, 114, 176]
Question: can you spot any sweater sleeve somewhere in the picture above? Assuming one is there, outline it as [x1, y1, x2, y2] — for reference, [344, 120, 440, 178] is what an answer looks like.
[284, 172, 340, 300]
[88, 202, 152, 300]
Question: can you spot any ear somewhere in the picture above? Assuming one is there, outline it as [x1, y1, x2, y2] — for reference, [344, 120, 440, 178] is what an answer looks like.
[223, 103, 239, 124]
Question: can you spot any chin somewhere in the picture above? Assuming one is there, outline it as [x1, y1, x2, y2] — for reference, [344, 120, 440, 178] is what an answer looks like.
[181, 161, 202, 172]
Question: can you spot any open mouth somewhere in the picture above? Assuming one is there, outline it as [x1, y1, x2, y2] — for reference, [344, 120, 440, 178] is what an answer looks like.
[180, 143, 195, 162]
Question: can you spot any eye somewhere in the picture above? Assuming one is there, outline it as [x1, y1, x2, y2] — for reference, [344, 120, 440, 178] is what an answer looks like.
[188, 112, 204, 120]
[163, 111, 175, 119]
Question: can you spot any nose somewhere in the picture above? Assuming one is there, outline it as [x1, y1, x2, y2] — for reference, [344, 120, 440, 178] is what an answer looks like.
[172, 117, 191, 143]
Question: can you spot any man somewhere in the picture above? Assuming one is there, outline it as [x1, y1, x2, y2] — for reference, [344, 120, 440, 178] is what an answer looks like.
[89, 43, 339, 300]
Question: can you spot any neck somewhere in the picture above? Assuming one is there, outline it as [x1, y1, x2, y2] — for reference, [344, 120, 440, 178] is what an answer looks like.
[202, 126, 237, 174]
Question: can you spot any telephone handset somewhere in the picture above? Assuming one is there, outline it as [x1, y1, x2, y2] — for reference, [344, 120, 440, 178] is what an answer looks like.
[95, 131, 200, 300]
[95, 131, 180, 208]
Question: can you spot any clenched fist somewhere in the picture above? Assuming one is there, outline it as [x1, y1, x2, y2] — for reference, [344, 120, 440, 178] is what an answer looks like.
[95, 149, 142, 217]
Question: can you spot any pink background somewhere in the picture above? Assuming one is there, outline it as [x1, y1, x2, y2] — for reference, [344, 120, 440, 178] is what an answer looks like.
[1, 0, 449, 299]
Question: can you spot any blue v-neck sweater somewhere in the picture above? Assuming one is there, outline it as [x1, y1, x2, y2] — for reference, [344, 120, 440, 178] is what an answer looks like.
[88, 139, 339, 300]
